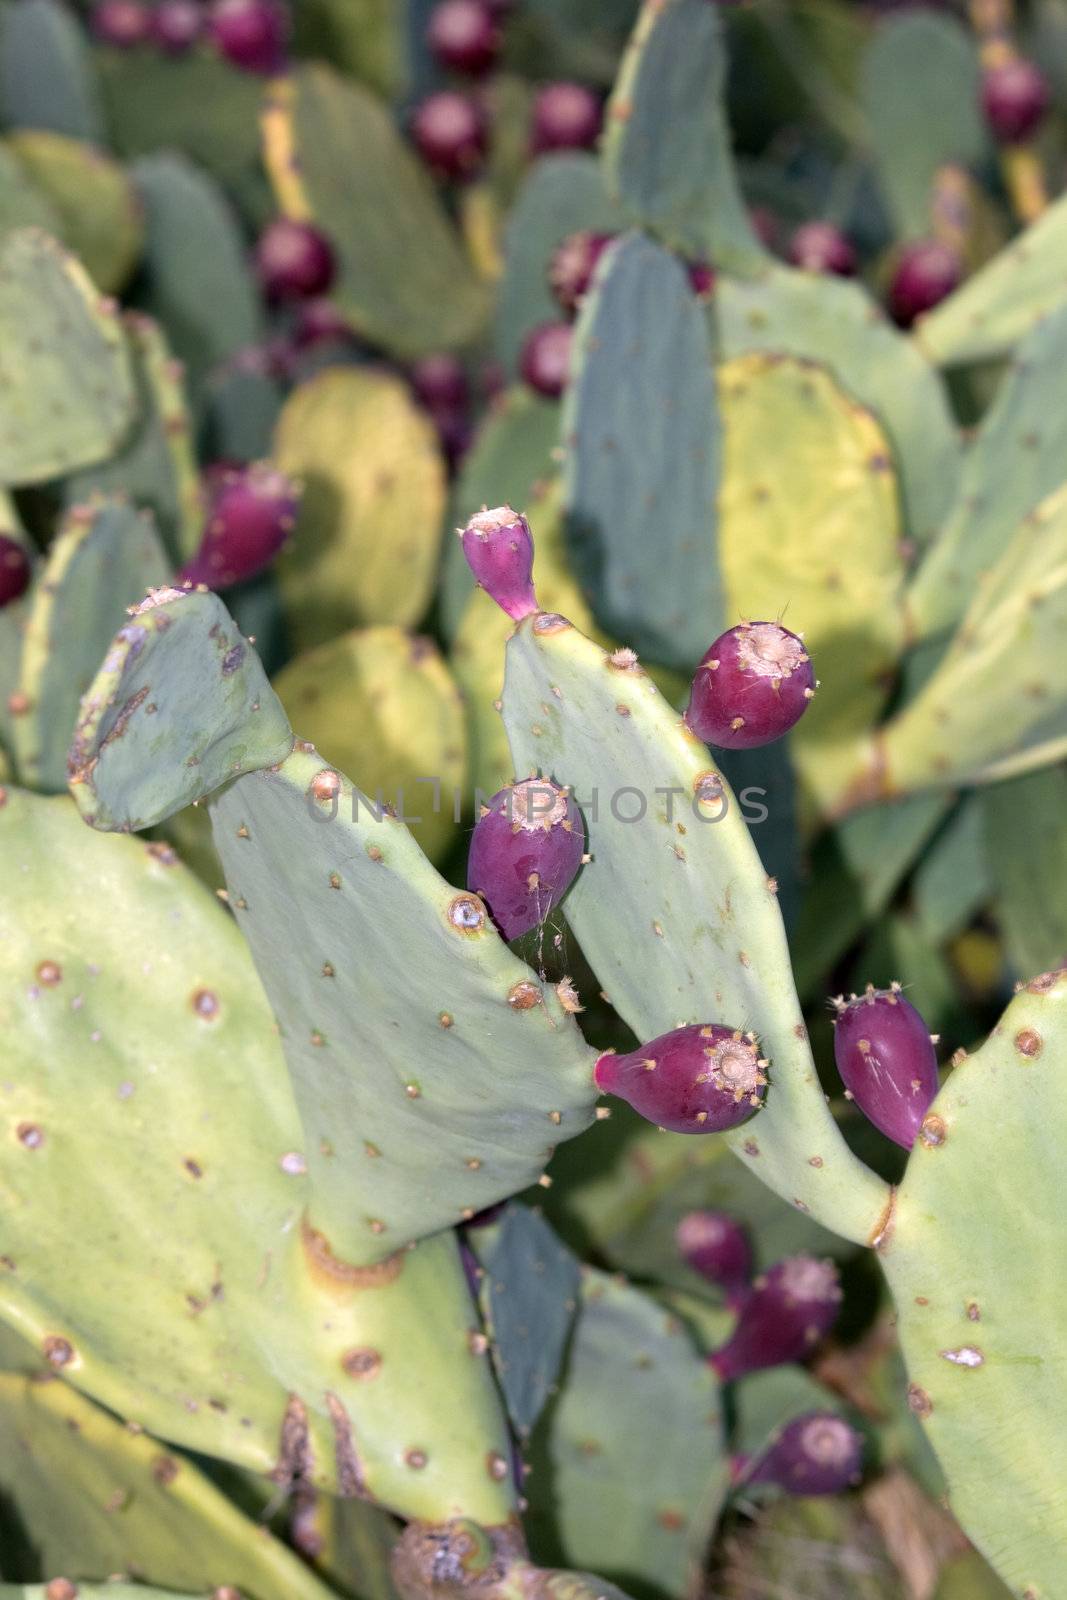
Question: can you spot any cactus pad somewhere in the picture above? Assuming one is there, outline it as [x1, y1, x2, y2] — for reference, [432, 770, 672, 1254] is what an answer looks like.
[8, 130, 143, 294]
[0, 0, 104, 143]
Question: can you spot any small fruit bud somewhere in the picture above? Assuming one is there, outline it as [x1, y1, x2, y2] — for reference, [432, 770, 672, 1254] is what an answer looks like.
[0, 535, 31, 609]
[152, 0, 203, 52]
[530, 83, 602, 154]
[832, 984, 939, 1149]
[687, 260, 716, 298]
[548, 231, 615, 315]
[709, 1255, 842, 1381]
[746, 1411, 864, 1495]
[410, 91, 488, 181]
[410, 353, 469, 411]
[254, 219, 336, 303]
[291, 298, 354, 351]
[92, 0, 151, 45]
[427, 0, 502, 77]
[982, 57, 1050, 145]
[685, 621, 815, 750]
[459, 505, 537, 621]
[178, 463, 300, 590]
[787, 221, 857, 277]
[887, 240, 962, 328]
[594, 1024, 768, 1135]
[519, 320, 573, 399]
[467, 778, 584, 940]
[675, 1211, 751, 1305]
[208, 0, 289, 73]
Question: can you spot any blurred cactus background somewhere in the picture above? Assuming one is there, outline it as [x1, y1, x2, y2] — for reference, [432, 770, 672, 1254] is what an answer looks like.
[2, 0, 1067, 1596]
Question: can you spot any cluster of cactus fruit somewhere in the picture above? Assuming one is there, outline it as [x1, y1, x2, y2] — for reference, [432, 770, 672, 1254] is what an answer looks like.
[4, 0, 1067, 1597]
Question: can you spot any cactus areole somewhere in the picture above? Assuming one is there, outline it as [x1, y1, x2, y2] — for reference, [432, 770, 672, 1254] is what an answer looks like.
[459, 505, 538, 620]
[685, 621, 816, 750]
[595, 1024, 768, 1134]
[467, 778, 585, 939]
[832, 983, 940, 1149]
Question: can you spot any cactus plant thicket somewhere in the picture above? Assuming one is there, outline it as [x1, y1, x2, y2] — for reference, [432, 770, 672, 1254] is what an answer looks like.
[5, 0, 1067, 1597]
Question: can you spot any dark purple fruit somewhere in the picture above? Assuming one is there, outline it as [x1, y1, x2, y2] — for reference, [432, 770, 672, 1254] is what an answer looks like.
[430, 403, 473, 471]
[982, 57, 1050, 145]
[832, 983, 939, 1150]
[746, 1412, 864, 1496]
[207, 0, 288, 73]
[152, 0, 203, 52]
[427, 0, 501, 77]
[687, 260, 716, 297]
[254, 219, 336, 303]
[411, 352, 469, 411]
[0, 535, 31, 609]
[467, 778, 585, 940]
[519, 320, 572, 398]
[685, 621, 815, 751]
[887, 240, 962, 328]
[548, 230, 615, 316]
[788, 221, 857, 277]
[594, 1024, 768, 1135]
[459, 504, 537, 620]
[709, 1256, 842, 1381]
[290, 297, 354, 351]
[92, 0, 151, 45]
[410, 91, 488, 181]
[530, 83, 601, 154]
[675, 1211, 752, 1306]
[178, 463, 300, 589]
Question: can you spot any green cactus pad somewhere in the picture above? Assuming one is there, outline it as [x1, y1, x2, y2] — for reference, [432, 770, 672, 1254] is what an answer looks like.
[908, 305, 1067, 642]
[63, 312, 203, 567]
[0, 0, 105, 143]
[133, 153, 263, 397]
[477, 1204, 581, 1439]
[11, 498, 170, 793]
[298, 1492, 402, 1600]
[524, 1268, 726, 1598]
[912, 798, 990, 948]
[917, 191, 1067, 366]
[292, 0, 402, 98]
[205, 361, 284, 466]
[494, 154, 620, 375]
[602, 0, 765, 272]
[501, 614, 891, 1245]
[0, 142, 63, 240]
[2, 1589, 207, 1600]
[69, 588, 294, 831]
[715, 265, 961, 549]
[263, 66, 489, 357]
[8, 130, 143, 294]
[0, 787, 515, 1522]
[860, 11, 987, 240]
[274, 366, 446, 648]
[272, 625, 468, 865]
[563, 231, 722, 672]
[0, 228, 135, 486]
[0, 1372, 335, 1599]
[982, 768, 1067, 981]
[882, 970, 1067, 1595]
[717, 351, 906, 816]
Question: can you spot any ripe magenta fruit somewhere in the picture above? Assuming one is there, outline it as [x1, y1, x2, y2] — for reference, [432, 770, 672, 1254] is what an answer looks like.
[832, 983, 939, 1149]
[788, 221, 857, 277]
[410, 353, 469, 411]
[178, 463, 300, 589]
[92, 0, 151, 45]
[0, 535, 31, 609]
[746, 1412, 864, 1495]
[687, 260, 716, 297]
[594, 1024, 768, 1135]
[887, 240, 962, 327]
[519, 320, 573, 398]
[709, 1256, 842, 1381]
[254, 219, 336, 303]
[548, 230, 614, 316]
[410, 91, 488, 180]
[685, 621, 815, 750]
[467, 778, 585, 940]
[427, 0, 501, 76]
[152, 0, 203, 51]
[982, 57, 1050, 145]
[460, 505, 538, 621]
[676, 1211, 752, 1306]
[207, 0, 288, 73]
[530, 83, 602, 154]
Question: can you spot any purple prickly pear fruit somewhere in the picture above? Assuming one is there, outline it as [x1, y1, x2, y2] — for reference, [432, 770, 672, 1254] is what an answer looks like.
[459, 505, 537, 620]
[427, 0, 502, 77]
[594, 1024, 768, 1135]
[709, 1255, 842, 1381]
[410, 91, 488, 180]
[178, 463, 300, 590]
[685, 621, 815, 751]
[467, 778, 585, 940]
[430, 403, 473, 471]
[548, 230, 615, 316]
[746, 1411, 864, 1495]
[982, 57, 1050, 144]
[291, 297, 353, 351]
[411, 352, 469, 411]
[687, 260, 716, 298]
[887, 240, 962, 327]
[675, 1211, 752, 1305]
[254, 219, 336, 303]
[0, 535, 31, 609]
[92, 0, 151, 45]
[787, 221, 857, 277]
[831, 982, 939, 1149]
[530, 83, 602, 154]
[519, 320, 573, 398]
[207, 0, 288, 73]
[152, 0, 203, 52]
